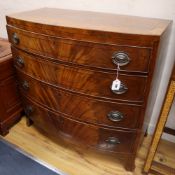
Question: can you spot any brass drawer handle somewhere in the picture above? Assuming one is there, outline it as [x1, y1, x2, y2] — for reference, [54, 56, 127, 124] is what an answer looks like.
[22, 80, 29, 90]
[107, 111, 124, 122]
[24, 106, 33, 116]
[105, 137, 120, 145]
[16, 57, 24, 68]
[111, 82, 128, 94]
[12, 33, 20, 45]
[112, 51, 130, 66]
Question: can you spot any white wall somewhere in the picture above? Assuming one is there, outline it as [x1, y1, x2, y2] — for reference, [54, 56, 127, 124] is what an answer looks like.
[1, 0, 175, 141]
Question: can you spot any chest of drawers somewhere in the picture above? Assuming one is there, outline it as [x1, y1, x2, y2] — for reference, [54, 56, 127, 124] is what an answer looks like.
[6, 8, 171, 171]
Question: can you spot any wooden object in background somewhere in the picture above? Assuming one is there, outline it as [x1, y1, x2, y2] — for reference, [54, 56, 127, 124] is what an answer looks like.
[0, 39, 22, 136]
[143, 65, 175, 174]
[6, 8, 171, 171]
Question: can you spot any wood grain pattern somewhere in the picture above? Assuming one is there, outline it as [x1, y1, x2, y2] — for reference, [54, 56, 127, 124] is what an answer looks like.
[18, 72, 142, 130]
[6, 8, 171, 36]
[0, 39, 13, 80]
[6, 8, 172, 172]
[151, 161, 175, 175]
[0, 39, 22, 136]
[0, 39, 11, 61]
[143, 80, 175, 173]
[153, 139, 175, 171]
[3, 117, 175, 175]
[22, 96, 138, 154]
[13, 48, 147, 103]
[7, 26, 151, 73]
[0, 59, 14, 81]
[7, 9, 172, 48]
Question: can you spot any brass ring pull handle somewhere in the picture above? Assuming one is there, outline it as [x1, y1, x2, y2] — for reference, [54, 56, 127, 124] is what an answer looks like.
[22, 80, 29, 90]
[24, 106, 33, 116]
[111, 82, 128, 94]
[16, 57, 24, 68]
[107, 111, 124, 122]
[105, 137, 120, 145]
[12, 33, 20, 45]
[112, 51, 130, 66]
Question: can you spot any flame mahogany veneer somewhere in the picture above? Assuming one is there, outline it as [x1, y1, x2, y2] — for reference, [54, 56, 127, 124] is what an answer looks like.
[6, 8, 171, 171]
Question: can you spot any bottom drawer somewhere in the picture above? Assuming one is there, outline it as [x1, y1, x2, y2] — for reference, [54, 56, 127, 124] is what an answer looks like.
[23, 96, 138, 154]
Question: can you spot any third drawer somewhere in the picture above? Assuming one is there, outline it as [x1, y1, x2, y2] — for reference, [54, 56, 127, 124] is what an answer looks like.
[18, 72, 143, 130]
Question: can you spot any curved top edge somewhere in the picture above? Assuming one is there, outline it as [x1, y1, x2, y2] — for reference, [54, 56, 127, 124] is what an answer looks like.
[6, 7, 172, 36]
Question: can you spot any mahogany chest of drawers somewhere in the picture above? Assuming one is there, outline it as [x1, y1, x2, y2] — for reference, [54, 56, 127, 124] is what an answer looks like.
[6, 8, 171, 171]
[0, 39, 22, 135]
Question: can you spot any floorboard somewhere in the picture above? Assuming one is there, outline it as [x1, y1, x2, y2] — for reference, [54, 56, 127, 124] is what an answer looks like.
[2, 117, 175, 175]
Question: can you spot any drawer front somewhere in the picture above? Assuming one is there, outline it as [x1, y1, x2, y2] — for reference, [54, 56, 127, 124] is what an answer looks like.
[23, 97, 137, 153]
[13, 48, 147, 102]
[18, 72, 142, 129]
[7, 26, 151, 73]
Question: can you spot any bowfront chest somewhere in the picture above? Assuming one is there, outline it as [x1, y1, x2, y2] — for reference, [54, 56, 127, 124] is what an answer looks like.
[6, 8, 171, 171]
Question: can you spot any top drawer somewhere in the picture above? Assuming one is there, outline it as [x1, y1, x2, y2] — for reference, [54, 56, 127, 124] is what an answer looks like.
[7, 26, 151, 73]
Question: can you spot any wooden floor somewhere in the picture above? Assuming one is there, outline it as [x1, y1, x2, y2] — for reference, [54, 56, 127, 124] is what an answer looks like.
[2, 117, 175, 175]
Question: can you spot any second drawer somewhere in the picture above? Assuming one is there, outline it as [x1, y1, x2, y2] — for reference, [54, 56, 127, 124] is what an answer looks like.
[18, 72, 142, 129]
[13, 47, 147, 103]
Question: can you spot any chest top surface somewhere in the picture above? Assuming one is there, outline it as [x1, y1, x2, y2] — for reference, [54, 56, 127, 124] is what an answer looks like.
[6, 8, 171, 36]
